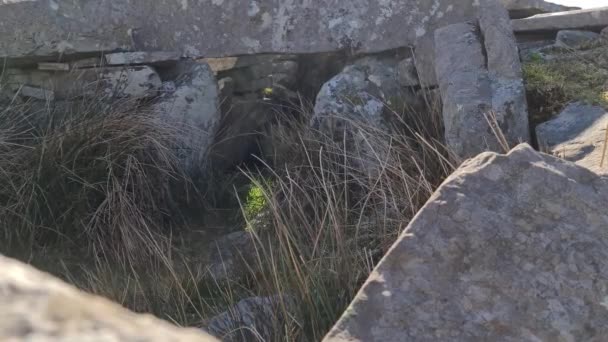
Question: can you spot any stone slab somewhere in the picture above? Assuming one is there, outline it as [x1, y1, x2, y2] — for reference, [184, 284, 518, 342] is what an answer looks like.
[324, 144, 608, 341]
[6, 66, 161, 100]
[0, 0, 479, 84]
[435, 0, 530, 159]
[502, 0, 579, 19]
[513, 7, 608, 33]
[37, 62, 70, 71]
[105, 51, 182, 66]
[19, 85, 55, 101]
[537, 103, 608, 175]
[0, 255, 217, 341]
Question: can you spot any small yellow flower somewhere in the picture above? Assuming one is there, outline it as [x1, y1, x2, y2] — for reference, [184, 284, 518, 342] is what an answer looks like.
[263, 87, 274, 96]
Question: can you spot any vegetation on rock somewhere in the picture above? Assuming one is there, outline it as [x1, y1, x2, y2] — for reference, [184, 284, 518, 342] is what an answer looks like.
[523, 45, 608, 126]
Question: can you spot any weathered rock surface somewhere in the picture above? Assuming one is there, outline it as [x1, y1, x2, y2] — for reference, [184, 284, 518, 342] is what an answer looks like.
[206, 231, 258, 283]
[601, 26, 608, 44]
[501, 0, 579, 19]
[312, 62, 389, 136]
[5, 66, 161, 100]
[0, 255, 217, 341]
[0, 0, 482, 86]
[435, 0, 530, 159]
[555, 30, 600, 49]
[324, 144, 608, 341]
[0, 0, 478, 64]
[105, 51, 182, 66]
[513, 7, 608, 33]
[312, 56, 418, 133]
[537, 103, 608, 175]
[153, 60, 220, 170]
[205, 295, 292, 342]
[311, 56, 425, 179]
[396, 57, 420, 88]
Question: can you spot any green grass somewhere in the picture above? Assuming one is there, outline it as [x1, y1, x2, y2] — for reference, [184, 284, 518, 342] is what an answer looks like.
[523, 46, 608, 125]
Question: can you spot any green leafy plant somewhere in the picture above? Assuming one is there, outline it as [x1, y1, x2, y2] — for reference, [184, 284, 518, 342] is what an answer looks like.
[244, 181, 269, 221]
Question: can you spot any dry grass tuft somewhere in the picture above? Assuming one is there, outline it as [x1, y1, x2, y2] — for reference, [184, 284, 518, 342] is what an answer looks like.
[231, 92, 455, 341]
[0, 71, 455, 340]
[0, 93, 196, 264]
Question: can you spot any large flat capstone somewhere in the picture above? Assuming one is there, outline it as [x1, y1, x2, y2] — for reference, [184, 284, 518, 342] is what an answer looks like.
[0, 0, 479, 84]
[324, 144, 608, 341]
[513, 7, 608, 33]
[501, 0, 579, 19]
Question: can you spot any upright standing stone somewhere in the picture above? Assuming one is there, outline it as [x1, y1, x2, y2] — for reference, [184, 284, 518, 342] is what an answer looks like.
[435, 0, 530, 159]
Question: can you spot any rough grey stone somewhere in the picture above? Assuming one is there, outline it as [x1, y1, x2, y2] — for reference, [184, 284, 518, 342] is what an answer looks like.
[480, 0, 523, 79]
[555, 30, 600, 49]
[0, 255, 218, 342]
[104, 51, 182, 66]
[153, 60, 220, 171]
[537, 103, 608, 175]
[312, 64, 384, 136]
[601, 26, 608, 44]
[324, 144, 608, 342]
[311, 56, 420, 178]
[0, 0, 479, 65]
[205, 295, 293, 342]
[311, 57, 410, 139]
[501, 0, 579, 19]
[352, 57, 403, 97]
[160, 81, 177, 95]
[5, 66, 161, 100]
[70, 57, 105, 69]
[513, 7, 608, 33]
[396, 58, 419, 87]
[413, 37, 440, 87]
[37, 62, 70, 71]
[435, 1, 530, 159]
[518, 40, 559, 62]
[101, 67, 162, 98]
[313, 56, 412, 126]
[19, 85, 55, 101]
[206, 231, 257, 283]
[434, 23, 493, 158]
